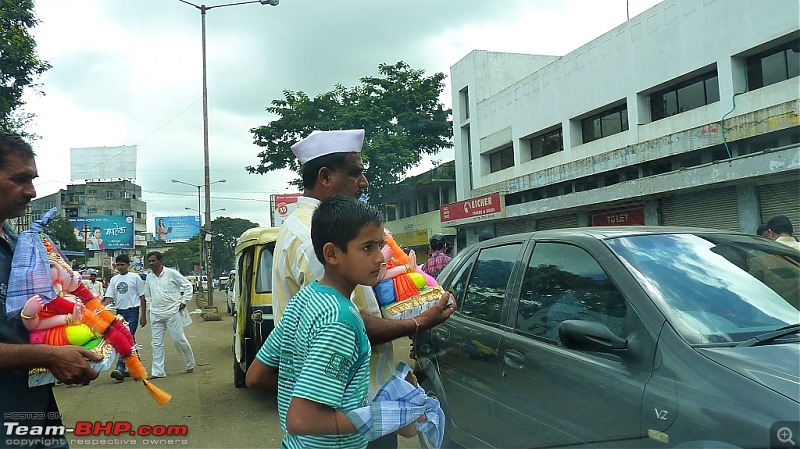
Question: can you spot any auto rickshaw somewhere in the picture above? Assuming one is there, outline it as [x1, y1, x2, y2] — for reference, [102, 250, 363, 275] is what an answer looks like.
[232, 226, 280, 388]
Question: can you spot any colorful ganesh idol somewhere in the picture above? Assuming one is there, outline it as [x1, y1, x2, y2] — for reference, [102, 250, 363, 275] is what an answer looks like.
[374, 231, 444, 320]
[5, 208, 171, 405]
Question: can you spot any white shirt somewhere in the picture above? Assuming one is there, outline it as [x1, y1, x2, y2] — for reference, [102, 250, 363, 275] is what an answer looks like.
[105, 272, 145, 310]
[83, 279, 104, 297]
[145, 267, 194, 319]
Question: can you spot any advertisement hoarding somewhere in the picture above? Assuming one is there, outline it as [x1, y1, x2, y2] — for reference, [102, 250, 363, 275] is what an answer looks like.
[440, 192, 504, 225]
[271, 193, 303, 227]
[69, 216, 135, 250]
[155, 216, 200, 243]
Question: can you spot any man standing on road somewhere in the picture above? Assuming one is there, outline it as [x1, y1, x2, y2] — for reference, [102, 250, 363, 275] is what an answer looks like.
[421, 233, 452, 279]
[267, 129, 456, 449]
[104, 254, 147, 382]
[0, 132, 102, 448]
[83, 271, 104, 298]
[144, 251, 195, 379]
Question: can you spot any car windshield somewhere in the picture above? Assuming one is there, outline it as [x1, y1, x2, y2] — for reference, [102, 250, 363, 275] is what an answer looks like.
[606, 233, 800, 345]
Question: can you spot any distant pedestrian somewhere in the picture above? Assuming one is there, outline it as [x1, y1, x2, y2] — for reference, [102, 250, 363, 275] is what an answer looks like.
[478, 230, 494, 242]
[83, 271, 104, 298]
[104, 254, 147, 382]
[421, 233, 452, 279]
[765, 215, 800, 250]
[144, 251, 195, 379]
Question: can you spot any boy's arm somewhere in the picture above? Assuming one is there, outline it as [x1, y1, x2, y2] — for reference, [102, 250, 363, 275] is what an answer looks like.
[245, 360, 278, 390]
[286, 398, 357, 436]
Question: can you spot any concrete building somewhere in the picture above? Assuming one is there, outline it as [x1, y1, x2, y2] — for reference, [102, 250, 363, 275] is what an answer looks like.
[448, 0, 799, 246]
[383, 160, 457, 259]
[27, 180, 148, 269]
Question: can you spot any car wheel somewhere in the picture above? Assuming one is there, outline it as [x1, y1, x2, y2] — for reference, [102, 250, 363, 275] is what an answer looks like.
[233, 359, 246, 388]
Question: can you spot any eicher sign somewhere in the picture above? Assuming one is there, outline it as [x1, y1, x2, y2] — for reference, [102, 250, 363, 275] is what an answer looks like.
[441, 193, 503, 224]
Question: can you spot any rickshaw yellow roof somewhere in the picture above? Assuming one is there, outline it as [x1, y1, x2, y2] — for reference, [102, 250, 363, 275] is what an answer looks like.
[235, 227, 281, 254]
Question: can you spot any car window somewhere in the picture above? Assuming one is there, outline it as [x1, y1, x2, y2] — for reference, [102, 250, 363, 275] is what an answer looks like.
[255, 246, 274, 294]
[459, 244, 522, 325]
[516, 242, 627, 340]
[608, 234, 800, 344]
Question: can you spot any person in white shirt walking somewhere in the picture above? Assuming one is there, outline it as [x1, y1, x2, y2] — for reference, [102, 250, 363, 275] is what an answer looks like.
[103, 254, 147, 382]
[144, 251, 195, 379]
[83, 271, 104, 298]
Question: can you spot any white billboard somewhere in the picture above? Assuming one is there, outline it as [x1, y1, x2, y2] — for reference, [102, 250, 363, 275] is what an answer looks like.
[70, 146, 137, 181]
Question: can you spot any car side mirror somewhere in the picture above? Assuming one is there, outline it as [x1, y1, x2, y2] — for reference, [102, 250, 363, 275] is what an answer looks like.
[559, 320, 627, 353]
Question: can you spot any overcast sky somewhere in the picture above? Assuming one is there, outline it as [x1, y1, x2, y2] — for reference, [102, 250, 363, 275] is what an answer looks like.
[23, 0, 662, 232]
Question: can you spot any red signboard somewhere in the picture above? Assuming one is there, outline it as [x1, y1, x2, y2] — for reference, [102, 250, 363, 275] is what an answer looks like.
[591, 206, 645, 226]
[441, 192, 502, 223]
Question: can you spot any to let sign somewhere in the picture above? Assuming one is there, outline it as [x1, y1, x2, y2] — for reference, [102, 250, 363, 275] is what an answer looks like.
[441, 193, 502, 223]
[591, 207, 645, 226]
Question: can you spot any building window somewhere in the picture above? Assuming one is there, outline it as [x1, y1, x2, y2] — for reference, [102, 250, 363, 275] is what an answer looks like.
[650, 70, 720, 121]
[44, 200, 56, 209]
[121, 210, 130, 216]
[106, 191, 114, 199]
[747, 39, 800, 90]
[459, 87, 470, 121]
[581, 103, 628, 143]
[86, 189, 97, 195]
[489, 146, 514, 173]
[32, 210, 42, 221]
[87, 208, 97, 214]
[529, 127, 564, 160]
[120, 191, 131, 199]
[106, 210, 113, 215]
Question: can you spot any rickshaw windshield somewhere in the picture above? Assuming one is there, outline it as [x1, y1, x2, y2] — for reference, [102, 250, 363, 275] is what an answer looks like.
[255, 246, 274, 294]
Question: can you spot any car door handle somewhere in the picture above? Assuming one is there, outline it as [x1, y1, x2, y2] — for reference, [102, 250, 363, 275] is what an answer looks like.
[503, 349, 526, 369]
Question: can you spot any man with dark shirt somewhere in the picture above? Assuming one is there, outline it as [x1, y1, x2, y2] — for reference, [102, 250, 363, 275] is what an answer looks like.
[0, 132, 101, 449]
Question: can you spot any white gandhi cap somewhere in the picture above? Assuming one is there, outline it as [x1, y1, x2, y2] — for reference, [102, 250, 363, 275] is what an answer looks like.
[290, 129, 365, 164]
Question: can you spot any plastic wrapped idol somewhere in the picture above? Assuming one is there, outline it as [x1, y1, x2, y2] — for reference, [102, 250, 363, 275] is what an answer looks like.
[373, 232, 444, 320]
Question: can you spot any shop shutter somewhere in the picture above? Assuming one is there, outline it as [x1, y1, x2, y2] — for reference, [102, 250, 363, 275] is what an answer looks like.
[660, 186, 739, 231]
[535, 213, 579, 231]
[759, 181, 800, 227]
[496, 218, 531, 237]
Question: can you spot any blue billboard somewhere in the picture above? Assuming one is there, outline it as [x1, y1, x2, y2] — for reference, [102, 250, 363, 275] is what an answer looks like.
[69, 216, 135, 250]
[155, 216, 200, 243]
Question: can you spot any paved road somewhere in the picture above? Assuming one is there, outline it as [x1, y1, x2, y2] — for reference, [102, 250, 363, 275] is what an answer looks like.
[54, 290, 423, 449]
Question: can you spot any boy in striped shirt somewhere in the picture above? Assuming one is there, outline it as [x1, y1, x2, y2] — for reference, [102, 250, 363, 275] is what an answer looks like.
[247, 195, 387, 449]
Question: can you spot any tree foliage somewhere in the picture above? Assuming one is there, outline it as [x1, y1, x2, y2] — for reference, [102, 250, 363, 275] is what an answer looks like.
[209, 216, 259, 276]
[45, 215, 83, 252]
[162, 237, 201, 275]
[247, 61, 452, 204]
[0, 0, 50, 135]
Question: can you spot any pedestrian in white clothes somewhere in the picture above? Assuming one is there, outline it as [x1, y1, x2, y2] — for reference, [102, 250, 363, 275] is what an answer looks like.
[143, 251, 195, 379]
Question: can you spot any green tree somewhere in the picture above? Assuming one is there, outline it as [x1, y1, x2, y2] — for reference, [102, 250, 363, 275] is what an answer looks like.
[247, 61, 452, 204]
[45, 215, 83, 252]
[0, 0, 50, 135]
[161, 237, 201, 275]
[209, 216, 259, 276]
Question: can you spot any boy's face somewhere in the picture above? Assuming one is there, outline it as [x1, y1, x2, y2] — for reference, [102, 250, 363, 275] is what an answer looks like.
[336, 223, 386, 287]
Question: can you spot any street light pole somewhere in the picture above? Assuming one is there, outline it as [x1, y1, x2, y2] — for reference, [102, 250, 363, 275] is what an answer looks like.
[176, 0, 278, 304]
[172, 178, 226, 305]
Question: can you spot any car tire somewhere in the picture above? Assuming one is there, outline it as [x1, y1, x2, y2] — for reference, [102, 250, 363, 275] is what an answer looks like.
[233, 359, 246, 388]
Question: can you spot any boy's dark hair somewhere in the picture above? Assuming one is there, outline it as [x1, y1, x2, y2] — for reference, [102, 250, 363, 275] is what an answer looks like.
[311, 195, 382, 264]
[766, 215, 794, 235]
[147, 251, 164, 261]
[0, 131, 36, 169]
[301, 152, 351, 190]
[756, 224, 769, 236]
[115, 254, 130, 264]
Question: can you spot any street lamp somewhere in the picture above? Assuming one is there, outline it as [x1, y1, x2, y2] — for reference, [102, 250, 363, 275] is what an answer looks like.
[172, 178, 226, 303]
[176, 0, 278, 303]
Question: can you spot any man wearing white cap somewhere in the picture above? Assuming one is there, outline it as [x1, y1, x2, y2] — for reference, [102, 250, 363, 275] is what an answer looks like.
[259, 129, 456, 449]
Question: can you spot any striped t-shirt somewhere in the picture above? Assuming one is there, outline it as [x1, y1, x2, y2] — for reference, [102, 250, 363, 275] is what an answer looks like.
[257, 281, 371, 449]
